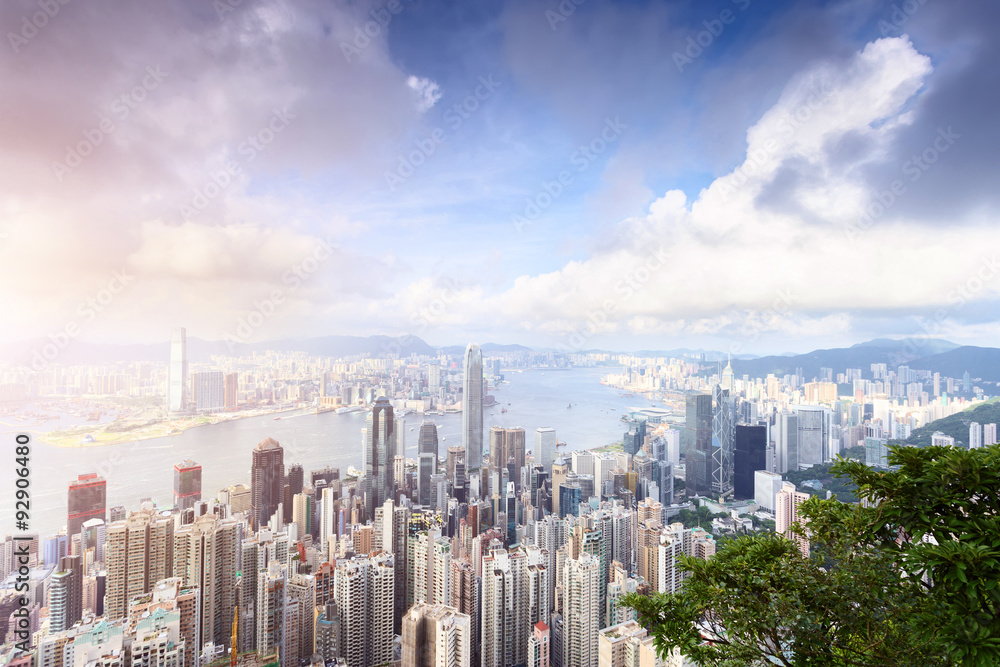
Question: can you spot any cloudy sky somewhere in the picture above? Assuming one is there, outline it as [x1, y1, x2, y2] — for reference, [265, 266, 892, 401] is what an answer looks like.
[0, 0, 997, 355]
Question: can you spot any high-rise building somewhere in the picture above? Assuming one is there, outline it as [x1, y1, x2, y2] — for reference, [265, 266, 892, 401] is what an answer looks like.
[711, 385, 735, 496]
[334, 553, 395, 667]
[490, 427, 526, 485]
[191, 371, 225, 413]
[733, 425, 767, 500]
[464, 344, 484, 479]
[754, 470, 783, 513]
[223, 372, 238, 411]
[776, 412, 799, 474]
[793, 406, 830, 467]
[776, 482, 810, 556]
[364, 397, 397, 514]
[105, 509, 174, 620]
[168, 327, 188, 413]
[535, 428, 557, 474]
[527, 621, 550, 667]
[985, 423, 998, 447]
[68, 473, 106, 537]
[49, 555, 82, 633]
[481, 548, 531, 667]
[562, 553, 600, 667]
[251, 437, 285, 530]
[418, 421, 440, 457]
[173, 513, 240, 650]
[684, 394, 713, 497]
[402, 602, 472, 667]
[970, 422, 983, 449]
[173, 460, 202, 511]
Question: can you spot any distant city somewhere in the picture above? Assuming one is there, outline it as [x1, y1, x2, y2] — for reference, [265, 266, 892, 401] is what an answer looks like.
[2, 327, 997, 667]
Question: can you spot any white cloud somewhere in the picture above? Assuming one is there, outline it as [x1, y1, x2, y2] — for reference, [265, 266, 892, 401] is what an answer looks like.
[407, 75, 443, 113]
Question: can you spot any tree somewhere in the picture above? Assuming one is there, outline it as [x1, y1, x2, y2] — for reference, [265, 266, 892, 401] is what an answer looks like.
[624, 530, 941, 666]
[624, 442, 1000, 665]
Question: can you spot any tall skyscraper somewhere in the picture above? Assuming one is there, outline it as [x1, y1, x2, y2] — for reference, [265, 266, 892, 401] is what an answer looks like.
[776, 482, 810, 556]
[173, 460, 202, 511]
[711, 385, 735, 496]
[68, 473, 106, 537]
[402, 603, 472, 667]
[334, 553, 395, 667]
[684, 394, 713, 497]
[463, 343, 484, 480]
[535, 427, 557, 474]
[105, 509, 174, 620]
[50, 555, 82, 633]
[365, 398, 397, 514]
[251, 437, 285, 530]
[793, 406, 830, 467]
[168, 327, 188, 413]
[733, 425, 767, 500]
[173, 514, 240, 650]
[561, 553, 600, 667]
[418, 421, 440, 457]
[490, 427, 526, 485]
[191, 371, 225, 412]
[223, 372, 238, 411]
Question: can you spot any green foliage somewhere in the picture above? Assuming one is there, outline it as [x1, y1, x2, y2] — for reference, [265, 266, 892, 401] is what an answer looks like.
[624, 532, 941, 666]
[626, 443, 1000, 666]
[783, 462, 859, 503]
[673, 506, 729, 530]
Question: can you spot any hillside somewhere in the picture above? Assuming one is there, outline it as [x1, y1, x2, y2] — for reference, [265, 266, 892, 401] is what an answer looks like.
[899, 398, 1000, 448]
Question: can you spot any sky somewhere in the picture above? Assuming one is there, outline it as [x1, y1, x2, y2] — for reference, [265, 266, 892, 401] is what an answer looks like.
[0, 0, 998, 356]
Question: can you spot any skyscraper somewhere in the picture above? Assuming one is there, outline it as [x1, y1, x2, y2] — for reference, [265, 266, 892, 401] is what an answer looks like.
[174, 514, 240, 650]
[490, 426, 526, 486]
[535, 427, 557, 474]
[251, 437, 284, 530]
[168, 327, 188, 413]
[776, 482, 810, 556]
[68, 473, 106, 537]
[402, 603, 472, 667]
[733, 425, 767, 500]
[173, 460, 202, 511]
[334, 553, 395, 667]
[562, 553, 600, 667]
[711, 385, 734, 496]
[365, 398, 397, 514]
[463, 343, 484, 480]
[223, 372, 238, 411]
[105, 509, 174, 620]
[684, 394, 713, 497]
[191, 370, 225, 412]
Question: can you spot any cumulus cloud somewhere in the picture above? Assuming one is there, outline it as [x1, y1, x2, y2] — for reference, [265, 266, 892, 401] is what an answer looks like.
[407, 75, 443, 113]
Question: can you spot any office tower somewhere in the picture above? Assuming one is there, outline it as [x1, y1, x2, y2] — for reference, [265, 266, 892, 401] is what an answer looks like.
[191, 370, 225, 412]
[173, 514, 240, 650]
[776, 412, 799, 474]
[535, 428, 557, 474]
[490, 427, 526, 485]
[622, 418, 646, 457]
[733, 425, 767, 500]
[168, 327, 188, 413]
[527, 621, 550, 667]
[173, 460, 202, 511]
[417, 421, 439, 457]
[287, 464, 304, 497]
[105, 509, 174, 620]
[970, 422, 983, 449]
[663, 429, 681, 465]
[684, 394, 713, 497]
[402, 602, 472, 667]
[223, 372, 238, 411]
[775, 482, 810, 556]
[562, 553, 600, 667]
[712, 385, 735, 496]
[334, 553, 395, 667]
[80, 518, 106, 566]
[251, 437, 285, 530]
[364, 397, 398, 514]
[68, 473, 106, 538]
[794, 406, 829, 467]
[754, 470, 783, 513]
[464, 343, 484, 477]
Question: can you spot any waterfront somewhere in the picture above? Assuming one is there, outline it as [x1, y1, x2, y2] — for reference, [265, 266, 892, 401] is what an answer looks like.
[1, 366, 665, 539]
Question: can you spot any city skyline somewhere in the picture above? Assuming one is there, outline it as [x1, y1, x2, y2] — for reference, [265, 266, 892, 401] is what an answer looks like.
[0, 1, 998, 356]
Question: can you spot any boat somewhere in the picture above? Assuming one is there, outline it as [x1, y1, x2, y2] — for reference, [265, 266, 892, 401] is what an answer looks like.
[501, 408, 507, 414]
[273, 416, 281, 420]
[410, 427, 414, 431]
[567, 403, 572, 409]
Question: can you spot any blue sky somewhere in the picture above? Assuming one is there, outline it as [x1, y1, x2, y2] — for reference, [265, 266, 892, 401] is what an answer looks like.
[1, 0, 998, 356]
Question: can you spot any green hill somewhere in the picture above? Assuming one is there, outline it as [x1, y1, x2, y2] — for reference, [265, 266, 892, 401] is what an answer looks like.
[898, 398, 1000, 448]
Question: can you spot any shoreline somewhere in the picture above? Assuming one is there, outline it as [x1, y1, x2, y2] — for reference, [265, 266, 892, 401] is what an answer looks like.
[22, 404, 310, 448]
